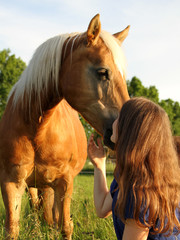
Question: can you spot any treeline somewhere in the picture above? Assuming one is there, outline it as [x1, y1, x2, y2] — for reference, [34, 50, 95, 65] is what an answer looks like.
[0, 49, 179, 135]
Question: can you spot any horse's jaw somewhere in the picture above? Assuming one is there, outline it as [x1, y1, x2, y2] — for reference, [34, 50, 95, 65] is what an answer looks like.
[103, 128, 115, 150]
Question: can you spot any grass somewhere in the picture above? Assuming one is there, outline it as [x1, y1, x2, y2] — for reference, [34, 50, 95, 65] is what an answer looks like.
[81, 158, 115, 174]
[0, 161, 116, 239]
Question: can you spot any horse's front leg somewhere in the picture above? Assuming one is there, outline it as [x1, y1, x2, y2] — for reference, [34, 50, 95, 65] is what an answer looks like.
[55, 178, 74, 240]
[41, 186, 55, 225]
[28, 187, 40, 209]
[1, 180, 26, 239]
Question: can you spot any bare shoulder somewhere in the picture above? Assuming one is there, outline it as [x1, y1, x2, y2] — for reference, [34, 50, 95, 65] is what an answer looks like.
[123, 219, 149, 240]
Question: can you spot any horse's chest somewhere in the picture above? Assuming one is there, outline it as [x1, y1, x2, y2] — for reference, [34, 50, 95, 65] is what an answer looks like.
[27, 163, 69, 187]
[26, 148, 78, 187]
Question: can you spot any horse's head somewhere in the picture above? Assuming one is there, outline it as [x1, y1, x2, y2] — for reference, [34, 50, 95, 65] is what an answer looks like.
[60, 14, 130, 149]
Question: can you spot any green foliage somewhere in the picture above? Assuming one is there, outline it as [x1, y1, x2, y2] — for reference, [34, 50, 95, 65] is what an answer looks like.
[127, 76, 159, 103]
[79, 115, 95, 139]
[145, 86, 159, 103]
[79, 114, 101, 141]
[0, 49, 26, 117]
[159, 99, 180, 135]
[127, 76, 145, 97]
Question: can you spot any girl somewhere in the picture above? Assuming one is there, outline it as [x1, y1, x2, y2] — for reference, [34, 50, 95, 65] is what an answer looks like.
[88, 97, 180, 240]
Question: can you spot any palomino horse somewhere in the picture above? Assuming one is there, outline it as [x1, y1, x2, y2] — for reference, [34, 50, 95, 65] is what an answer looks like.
[0, 14, 130, 239]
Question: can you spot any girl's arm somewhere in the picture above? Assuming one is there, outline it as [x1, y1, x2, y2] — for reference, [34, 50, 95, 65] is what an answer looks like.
[93, 166, 112, 218]
[88, 134, 112, 218]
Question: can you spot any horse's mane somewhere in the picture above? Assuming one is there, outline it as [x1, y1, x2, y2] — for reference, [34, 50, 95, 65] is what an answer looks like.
[10, 33, 76, 108]
[9, 30, 126, 109]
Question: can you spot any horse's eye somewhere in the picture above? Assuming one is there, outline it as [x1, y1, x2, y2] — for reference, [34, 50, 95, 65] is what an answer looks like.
[97, 68, 109, 81]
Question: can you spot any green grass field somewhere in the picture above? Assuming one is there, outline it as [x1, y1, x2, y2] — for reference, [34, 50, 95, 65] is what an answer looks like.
[0, 161, 117, 239]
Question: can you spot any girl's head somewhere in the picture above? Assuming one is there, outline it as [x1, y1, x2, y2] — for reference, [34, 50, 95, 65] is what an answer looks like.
[114, 97, 180, 235]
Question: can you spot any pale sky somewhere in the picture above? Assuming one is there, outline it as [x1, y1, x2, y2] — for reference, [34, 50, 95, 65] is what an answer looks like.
[0, 0, 180, 102]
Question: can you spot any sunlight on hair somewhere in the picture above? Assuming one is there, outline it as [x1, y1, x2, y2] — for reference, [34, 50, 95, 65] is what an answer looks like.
[9, 33, 73, 108]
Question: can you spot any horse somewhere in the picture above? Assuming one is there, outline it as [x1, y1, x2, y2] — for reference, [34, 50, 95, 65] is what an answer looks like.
[0, 14, 130, 239]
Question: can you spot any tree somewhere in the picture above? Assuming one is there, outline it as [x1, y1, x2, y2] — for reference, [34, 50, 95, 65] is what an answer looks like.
[159, 99, 180, 135]
[159, 99, 175, 123]
[127, 76, 145, 97]
[146, 86, 159, 103]
[127, 76, 159, 103]
[0, 49, 26, 118]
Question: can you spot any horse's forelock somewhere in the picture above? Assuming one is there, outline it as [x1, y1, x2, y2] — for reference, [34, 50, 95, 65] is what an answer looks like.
[100, 30, 127, 80]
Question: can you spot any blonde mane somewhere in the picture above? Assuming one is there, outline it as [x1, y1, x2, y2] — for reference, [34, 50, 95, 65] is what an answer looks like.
[10, 30, 126, 109]
[10, 33, 75, 108]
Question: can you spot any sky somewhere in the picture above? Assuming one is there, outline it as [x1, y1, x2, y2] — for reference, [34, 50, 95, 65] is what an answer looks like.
[0, 0, 180, 102]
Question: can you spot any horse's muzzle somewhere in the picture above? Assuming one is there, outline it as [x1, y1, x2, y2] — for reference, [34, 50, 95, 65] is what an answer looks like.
[103, 128, 115, 150]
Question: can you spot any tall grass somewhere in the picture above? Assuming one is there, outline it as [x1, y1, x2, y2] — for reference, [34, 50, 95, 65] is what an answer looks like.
[0, 162, 116, 239]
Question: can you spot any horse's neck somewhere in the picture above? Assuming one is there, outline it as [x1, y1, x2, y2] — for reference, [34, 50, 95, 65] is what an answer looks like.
[3, 91, 63, 138]
[22, 85, 63, 125]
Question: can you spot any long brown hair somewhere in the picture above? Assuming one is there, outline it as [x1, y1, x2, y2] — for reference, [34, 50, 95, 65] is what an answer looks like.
[114, 97, 180, 235]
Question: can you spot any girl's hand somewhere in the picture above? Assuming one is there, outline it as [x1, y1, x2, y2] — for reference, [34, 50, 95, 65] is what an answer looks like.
[88, 134, 106, 169]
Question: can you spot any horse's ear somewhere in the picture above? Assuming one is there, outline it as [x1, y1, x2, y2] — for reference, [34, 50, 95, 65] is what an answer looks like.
[87, 14, 101, 46]
[113, 25, 130, 44]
